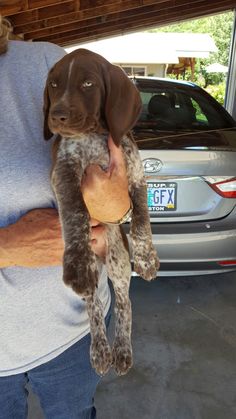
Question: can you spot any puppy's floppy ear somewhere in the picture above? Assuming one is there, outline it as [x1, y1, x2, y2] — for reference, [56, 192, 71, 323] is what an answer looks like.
[43, 80, 53, 141]
[104, 64, 142, 146]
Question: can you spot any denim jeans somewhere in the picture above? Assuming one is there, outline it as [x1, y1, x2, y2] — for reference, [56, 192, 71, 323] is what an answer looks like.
[0, 308, 111, 419]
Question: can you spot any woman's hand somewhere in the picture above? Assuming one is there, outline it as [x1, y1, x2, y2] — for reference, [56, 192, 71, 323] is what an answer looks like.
[81, 134, 130, 223]
[0, 209, 107, 268]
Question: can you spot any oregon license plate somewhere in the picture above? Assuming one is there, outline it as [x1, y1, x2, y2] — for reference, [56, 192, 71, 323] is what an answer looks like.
[147, 182, 177, 212]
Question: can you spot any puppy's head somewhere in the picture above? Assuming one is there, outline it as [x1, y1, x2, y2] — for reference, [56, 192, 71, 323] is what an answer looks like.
[44, 48, 142, 145]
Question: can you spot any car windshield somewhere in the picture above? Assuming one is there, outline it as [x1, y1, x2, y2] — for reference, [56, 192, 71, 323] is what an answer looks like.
[135, 84, 232, 131]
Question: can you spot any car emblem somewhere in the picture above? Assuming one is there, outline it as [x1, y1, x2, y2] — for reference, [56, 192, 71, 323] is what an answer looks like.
[142, 158, 163, 173]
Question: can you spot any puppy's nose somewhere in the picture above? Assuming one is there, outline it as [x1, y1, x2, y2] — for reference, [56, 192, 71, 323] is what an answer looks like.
[51, 108, 69, 123]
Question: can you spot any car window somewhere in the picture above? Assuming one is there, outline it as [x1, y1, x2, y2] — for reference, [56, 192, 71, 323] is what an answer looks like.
[191, 98, 208, 124]
[135, 84, 233, 131]
[132, 80, 236, 150]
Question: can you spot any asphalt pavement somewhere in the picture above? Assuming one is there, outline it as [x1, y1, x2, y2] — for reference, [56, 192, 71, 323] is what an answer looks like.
[27, 271, 236, 419]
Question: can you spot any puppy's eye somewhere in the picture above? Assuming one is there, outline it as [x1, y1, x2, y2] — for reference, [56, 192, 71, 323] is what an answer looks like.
[50, 81, 57, 88]
[82, 81, 93, 88]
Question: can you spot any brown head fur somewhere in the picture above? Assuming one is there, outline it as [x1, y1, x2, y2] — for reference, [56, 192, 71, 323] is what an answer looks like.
[43, 48, 142, 145]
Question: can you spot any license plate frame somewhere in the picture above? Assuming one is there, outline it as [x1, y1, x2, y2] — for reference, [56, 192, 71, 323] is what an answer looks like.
[147, 182, 177, 212]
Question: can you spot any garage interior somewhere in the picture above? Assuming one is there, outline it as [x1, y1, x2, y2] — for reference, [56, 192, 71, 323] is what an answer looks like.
[1, 1, 236, 418]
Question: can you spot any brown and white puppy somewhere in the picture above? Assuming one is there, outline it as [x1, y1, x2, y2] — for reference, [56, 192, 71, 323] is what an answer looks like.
[44, 48, 159, 376]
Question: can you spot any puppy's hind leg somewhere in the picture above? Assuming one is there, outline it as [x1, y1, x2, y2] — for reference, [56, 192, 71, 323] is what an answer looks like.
[85, 285, 112, 376]
[106, 226, 133, 376]
[130, 185, 160, 280]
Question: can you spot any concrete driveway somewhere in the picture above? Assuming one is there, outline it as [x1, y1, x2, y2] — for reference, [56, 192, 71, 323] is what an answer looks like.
[28, 271, 236, 419]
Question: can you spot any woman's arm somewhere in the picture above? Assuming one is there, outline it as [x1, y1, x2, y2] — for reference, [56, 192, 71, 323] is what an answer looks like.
[0, 209, 64, 268]
[0, 209, 108, 268]
[0, 136, 130, 268]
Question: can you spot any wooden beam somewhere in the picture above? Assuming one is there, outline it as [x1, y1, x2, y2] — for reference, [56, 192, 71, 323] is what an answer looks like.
[11, 0, 236, 38]
[38, 5, 235, 47]
[6, 1, 77, 26]
[0, 0, 80, 15]
[28, 0, 78, 9]
[23, 0, 190, 39]
[0, 0, 27, 15]
[29, 0, 236, 44]
[54, 4, 236, 46]
[2, 0, 236, 47]
[10, 0, 167, 31]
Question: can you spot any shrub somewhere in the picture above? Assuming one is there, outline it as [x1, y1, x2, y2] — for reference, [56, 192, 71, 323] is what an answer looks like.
[204, 83, 226, 105]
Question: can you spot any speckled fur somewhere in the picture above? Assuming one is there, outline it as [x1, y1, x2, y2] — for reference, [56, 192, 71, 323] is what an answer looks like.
[51, 133, 159, 375]
[44, 48, 159, 376]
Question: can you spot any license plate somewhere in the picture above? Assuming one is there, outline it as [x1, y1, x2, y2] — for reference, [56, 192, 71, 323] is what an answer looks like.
[147, 182, 177, 212]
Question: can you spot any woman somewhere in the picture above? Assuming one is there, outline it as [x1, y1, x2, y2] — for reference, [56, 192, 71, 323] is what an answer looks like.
[0, 15, 131, 419]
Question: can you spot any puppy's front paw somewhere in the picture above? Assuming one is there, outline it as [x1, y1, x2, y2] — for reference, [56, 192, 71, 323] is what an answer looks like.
[90, 338, 112, 376]
[133, 243, 159, 281]
[63, 250, 98, 297]
[112, 337, 133, 376]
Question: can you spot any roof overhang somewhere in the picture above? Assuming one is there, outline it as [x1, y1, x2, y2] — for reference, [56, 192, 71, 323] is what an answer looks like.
[66, 32, 217, 64]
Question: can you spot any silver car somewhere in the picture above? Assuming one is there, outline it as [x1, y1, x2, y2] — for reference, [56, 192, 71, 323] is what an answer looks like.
[129, 77, 236, 276]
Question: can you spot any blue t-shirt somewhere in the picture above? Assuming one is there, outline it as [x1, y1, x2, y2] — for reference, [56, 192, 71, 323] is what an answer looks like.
[0, 41, 110, 376]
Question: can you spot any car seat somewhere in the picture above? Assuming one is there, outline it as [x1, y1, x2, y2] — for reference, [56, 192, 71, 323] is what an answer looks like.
[147, 95, 175, 127]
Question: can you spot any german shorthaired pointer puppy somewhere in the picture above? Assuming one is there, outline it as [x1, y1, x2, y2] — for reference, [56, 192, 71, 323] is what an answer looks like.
[43, 48, 159, 376]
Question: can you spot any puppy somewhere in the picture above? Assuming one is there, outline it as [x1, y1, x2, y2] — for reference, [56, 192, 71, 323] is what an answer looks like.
[44, 48, 159, 376]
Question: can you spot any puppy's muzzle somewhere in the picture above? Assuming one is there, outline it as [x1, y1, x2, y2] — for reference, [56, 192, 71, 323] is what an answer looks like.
[49, 107, 81, 136]
[50, 106, 70, 124]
